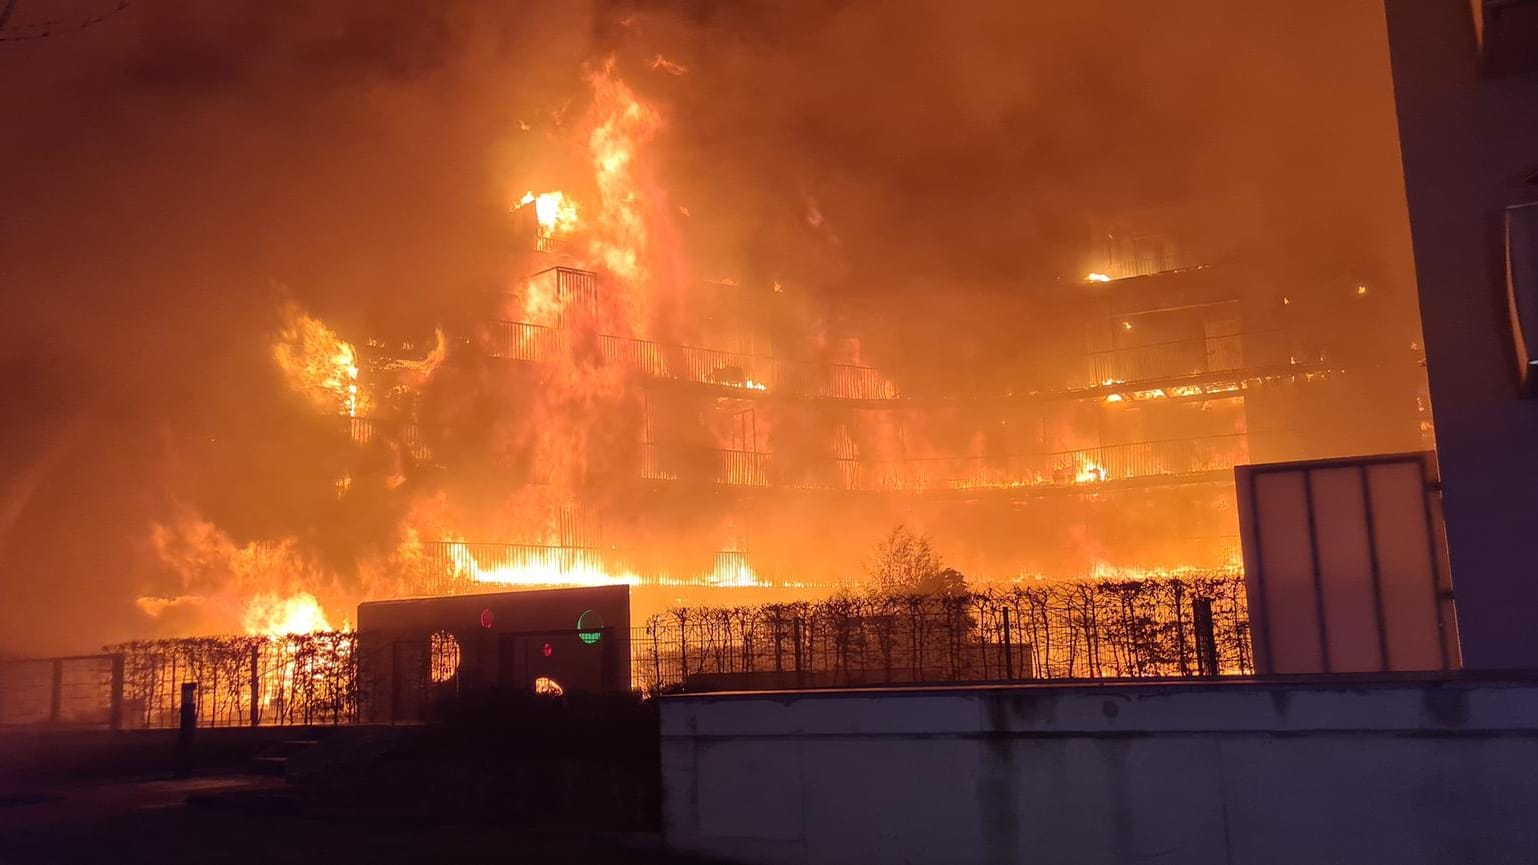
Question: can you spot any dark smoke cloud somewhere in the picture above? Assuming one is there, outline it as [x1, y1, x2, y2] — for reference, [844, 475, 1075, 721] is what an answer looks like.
[0, 0, 1420, 654]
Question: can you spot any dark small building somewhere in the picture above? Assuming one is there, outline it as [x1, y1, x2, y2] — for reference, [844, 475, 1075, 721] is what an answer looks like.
[356, 585, 631, 722]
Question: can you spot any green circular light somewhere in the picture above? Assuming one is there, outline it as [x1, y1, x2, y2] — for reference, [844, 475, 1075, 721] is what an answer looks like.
[577, 609, 603, 645]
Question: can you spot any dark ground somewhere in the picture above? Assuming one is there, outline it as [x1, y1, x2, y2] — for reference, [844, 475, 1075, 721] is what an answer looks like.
[0, 776, 716, 864]
[0, 693, 724, 865]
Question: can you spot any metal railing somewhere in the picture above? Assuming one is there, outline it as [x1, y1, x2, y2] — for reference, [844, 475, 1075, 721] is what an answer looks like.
[345, 417, 433, 463]
[485, 319, 898, 401]
[410, 541, 622, 596]
[641, 434, 1248, 492]
[1071, 332, 1296, 393]
[482, 318, 1304, 404]
[485, 320, 570, 362]
[2, 638, 359, 730]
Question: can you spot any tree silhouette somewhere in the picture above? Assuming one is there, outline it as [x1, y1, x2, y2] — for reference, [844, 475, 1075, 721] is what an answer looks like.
[865, 526, 967, 596]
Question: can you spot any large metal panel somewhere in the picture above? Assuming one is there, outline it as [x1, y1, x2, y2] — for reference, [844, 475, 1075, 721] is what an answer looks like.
[1237, 452, 1457, 675]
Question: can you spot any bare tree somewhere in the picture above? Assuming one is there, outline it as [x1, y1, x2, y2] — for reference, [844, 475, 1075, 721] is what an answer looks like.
[864, 526, 966, 596]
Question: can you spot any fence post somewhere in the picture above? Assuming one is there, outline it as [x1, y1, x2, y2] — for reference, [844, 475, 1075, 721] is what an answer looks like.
[1193, 597, 1218, 677]
[679, 629, 689, 688]
[792, 617, 804, 689]
[773, 617, 784, 675]
[390, 641, 400, 724]
[248, 644, 261, 727]
[1002, 608, 1014, 681]
[48, 659, 62, 724]
[176, 682, 197, 778]
[1173, 580, 1190, 677]
[109, 654, 125, 731]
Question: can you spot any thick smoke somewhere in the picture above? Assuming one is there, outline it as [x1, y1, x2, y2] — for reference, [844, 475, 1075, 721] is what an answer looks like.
[0, 0, 1422, 654]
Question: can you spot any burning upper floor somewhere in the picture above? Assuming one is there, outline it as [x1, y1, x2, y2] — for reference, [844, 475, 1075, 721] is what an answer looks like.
[0, 1, 1438, 653]
[191, 59, 1431, 636]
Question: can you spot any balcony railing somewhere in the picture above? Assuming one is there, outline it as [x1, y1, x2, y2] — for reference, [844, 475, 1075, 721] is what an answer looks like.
[638, 434, 1247, 493]
[344, 417, 433, 463]
[853, 434, 1247, 493]
[484, 319, 1305, 405]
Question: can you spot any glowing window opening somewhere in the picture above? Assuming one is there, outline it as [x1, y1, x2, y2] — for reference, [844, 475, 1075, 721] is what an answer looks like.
[429, 630, 461, 685]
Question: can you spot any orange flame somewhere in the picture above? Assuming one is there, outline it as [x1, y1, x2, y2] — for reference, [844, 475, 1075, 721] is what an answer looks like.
[242, 592, 333, 637]
[1075, 460, 1110, 484]
[271, 302, 367, 417]
[516, 190, 581, 237]
[586, 59, 663, 291]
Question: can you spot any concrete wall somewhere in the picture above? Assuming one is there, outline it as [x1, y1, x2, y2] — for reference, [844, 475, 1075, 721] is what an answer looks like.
[662, 680, 1538, 865]
[1384, 0, 1538, 668]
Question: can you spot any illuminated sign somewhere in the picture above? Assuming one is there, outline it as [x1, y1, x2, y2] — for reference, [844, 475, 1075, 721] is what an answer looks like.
[577, 609, 604, 645]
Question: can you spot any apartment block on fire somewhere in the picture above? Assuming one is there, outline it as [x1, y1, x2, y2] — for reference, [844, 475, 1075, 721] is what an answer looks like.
[337, 199, 1432, 617]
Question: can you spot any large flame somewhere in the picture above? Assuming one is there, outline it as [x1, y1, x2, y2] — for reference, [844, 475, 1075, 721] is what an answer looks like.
[445, 541, 643, 588]
[517, 190, 581, 237]
[159, 58, 1268, 646]
[242, 591, 333, 637]
[271, 302, 367, 417]
[586, 59, 663, 292]
[1075, 459, 1110, 484]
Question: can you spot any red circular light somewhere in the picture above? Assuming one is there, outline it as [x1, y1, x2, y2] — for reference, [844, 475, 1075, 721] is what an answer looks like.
[542, 642, 553, 658]
[480, 609, 494, 629]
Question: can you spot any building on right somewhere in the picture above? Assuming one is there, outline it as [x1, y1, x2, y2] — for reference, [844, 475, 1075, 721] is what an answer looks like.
[1383, 0, 1538, 668]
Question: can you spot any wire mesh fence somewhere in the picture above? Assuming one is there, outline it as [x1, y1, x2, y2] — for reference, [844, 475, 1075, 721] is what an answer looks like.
[0, 655, 121, 727]
[633, 576, 1251, 691]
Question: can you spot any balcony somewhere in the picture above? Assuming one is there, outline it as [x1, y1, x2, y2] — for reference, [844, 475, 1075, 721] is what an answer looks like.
[641, 434, 1248, 495]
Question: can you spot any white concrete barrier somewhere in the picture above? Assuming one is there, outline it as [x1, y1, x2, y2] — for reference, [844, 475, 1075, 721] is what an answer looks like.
[661, 679, 1538, 865]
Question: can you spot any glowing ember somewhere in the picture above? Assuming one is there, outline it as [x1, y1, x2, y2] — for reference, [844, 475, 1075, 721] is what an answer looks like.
[649, 54, 688, 76]
[1085, 272, 1112, 283]
[1075, 460, 1110, 484]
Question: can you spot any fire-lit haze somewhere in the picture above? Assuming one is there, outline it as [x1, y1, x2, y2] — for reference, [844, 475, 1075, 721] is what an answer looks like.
[0, 0, 1428, 654]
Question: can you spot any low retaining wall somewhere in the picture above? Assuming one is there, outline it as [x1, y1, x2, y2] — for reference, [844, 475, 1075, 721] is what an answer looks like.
[661, 677, 1538, 865]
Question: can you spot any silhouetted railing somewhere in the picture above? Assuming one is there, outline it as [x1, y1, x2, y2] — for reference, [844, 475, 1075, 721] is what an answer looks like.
[344, 417, 433, 463]
[482, 318, 1306, 404]
[0, 655, 121, 728]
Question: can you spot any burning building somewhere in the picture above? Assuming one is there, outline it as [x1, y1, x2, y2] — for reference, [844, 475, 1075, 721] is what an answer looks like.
[236, 62, 1431, 630]
[0, 1, 1434, 657]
